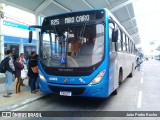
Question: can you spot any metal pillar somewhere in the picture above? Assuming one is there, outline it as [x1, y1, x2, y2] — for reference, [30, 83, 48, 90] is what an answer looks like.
[0, 4, 4, 61]
[35, 13, 40, 54]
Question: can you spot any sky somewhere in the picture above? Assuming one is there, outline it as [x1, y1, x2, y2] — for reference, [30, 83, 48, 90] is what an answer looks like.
[133, 0, 160, 55]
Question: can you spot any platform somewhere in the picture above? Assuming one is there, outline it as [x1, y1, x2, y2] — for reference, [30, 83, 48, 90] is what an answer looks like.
[0, 77, 46, 111]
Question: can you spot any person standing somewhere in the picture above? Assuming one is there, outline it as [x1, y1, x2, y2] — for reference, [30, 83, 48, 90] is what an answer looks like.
[19, 53, 26, 86]
[28, 55, 38, 93]
[14, 55, 24, 93]
[3, 50, 15, 97]
[136, 57, 141, 71]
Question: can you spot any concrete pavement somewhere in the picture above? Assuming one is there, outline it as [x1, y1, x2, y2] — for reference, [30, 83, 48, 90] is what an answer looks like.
[0, 76, 47, 111]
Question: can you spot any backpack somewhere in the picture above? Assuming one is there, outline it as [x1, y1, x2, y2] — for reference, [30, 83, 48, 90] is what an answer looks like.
[0, 57, 9, 73]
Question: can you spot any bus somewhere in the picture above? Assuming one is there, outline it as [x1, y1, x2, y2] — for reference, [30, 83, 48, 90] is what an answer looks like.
[29, 8, 136, 98]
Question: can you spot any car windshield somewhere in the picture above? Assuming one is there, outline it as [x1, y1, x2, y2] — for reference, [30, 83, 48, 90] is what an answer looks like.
[40, 23, 104, 68]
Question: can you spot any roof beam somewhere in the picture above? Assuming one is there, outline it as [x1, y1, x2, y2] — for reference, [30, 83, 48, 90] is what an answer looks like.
[50, 0, 71, 12]
[121, 17, 136, 25]
[105, 0, 112, 6]
[125, 4, 138, 34]
[82, 0, 94, 8]
[35, 0, 52, 14]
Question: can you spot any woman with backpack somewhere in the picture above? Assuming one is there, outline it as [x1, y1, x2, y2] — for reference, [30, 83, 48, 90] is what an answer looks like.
[3, 50, 15, 97]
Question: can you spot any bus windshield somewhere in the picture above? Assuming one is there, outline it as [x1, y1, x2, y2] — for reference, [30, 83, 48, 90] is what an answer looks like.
[40, 23, 104, 68]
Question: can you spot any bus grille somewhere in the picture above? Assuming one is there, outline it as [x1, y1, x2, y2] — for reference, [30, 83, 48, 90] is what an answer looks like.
[48, 85, 86, 95]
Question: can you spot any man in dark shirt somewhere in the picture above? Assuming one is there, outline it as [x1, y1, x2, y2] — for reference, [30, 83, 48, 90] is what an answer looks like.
[28, 55, 38, 93]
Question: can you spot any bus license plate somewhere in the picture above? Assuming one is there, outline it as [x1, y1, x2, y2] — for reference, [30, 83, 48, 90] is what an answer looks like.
[60, 91, 72, 96]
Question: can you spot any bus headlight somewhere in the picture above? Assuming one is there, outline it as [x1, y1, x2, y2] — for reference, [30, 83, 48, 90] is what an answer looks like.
[39, 70, 46, 82]
[89, 70, 106, 85]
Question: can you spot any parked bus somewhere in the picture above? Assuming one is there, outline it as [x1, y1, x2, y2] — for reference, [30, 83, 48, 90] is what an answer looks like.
[29, 8, 136, 98]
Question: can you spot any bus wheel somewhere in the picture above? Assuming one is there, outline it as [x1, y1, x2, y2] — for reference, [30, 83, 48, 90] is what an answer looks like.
[119, 68, 123, 85]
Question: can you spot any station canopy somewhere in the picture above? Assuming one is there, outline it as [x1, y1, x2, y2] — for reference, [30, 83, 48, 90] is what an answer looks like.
[0, 0, 140, 45]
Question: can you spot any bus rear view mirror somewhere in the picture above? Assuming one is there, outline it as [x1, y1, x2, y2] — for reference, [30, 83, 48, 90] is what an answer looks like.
[29, 31, 33, 43]
[112, 29, 118, 42]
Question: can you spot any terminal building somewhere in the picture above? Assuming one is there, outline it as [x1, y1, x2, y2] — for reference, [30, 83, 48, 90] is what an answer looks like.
[3, 20, 37, 56]
[0, 5, 40, 60]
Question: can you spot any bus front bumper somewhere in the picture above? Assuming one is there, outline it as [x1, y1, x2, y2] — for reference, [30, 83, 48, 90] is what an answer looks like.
[39, 80, 109, 98]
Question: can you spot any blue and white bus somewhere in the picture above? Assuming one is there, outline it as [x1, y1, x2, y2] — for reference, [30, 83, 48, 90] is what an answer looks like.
[29, 8, 136, 98]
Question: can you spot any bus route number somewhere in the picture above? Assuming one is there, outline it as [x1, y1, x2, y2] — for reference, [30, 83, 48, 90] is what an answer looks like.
[51, 19, 59, 25]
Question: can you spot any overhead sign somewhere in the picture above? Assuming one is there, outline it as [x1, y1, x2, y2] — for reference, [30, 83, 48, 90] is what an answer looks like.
[50, 14, 90, 25]
[3, 21, 36, 31]
[45, 10, 105, 26]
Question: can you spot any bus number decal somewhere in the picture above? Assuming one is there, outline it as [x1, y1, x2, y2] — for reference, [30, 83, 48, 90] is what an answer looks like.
[51, 19, 59, 25]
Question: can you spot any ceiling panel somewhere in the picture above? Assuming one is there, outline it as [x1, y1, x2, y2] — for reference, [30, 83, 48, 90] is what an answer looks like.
[127, 3, 135, 18]
[131, 33, 139, 39]
[127, 28, 136, 35]
[122, 20, 133, 29]
[86, 0, 110, 8]
[108, 0, 129, 10]
[5, 0, 44, 11]
[132, 19, 137, 26]
[134, 27, 138, 32]
[54, 0, 90, 11]
[113, 6, 129, 22]
[41, 3, 67, 16]
[109, 0, 120, 5]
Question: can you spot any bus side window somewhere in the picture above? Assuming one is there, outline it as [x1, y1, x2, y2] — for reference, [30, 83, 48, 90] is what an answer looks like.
[132, 42, 134, 54]
[117, 29, 122, 51]
[125, 35, 128, 53]
[130, 41, 132, 53]
[122, 33, 126, 52]
[109, 22, 116, 52]
[120, 30, 123, 51]
[109, 27, 113, 52]
[127, 37, 129, 53]
[128, 39, 131, 53]
[130, 39, 132, 53]
[128, 38, 131, 53]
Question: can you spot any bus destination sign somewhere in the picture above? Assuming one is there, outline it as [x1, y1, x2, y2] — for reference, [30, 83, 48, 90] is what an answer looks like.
[50, 14, 94, 26]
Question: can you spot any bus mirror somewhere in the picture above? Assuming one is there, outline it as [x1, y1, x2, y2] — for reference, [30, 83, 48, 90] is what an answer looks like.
[112, 29, 118, 42]
[29, 31, 33, 43]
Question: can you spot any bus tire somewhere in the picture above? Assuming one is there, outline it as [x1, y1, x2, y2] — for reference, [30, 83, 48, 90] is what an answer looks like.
[119, 68, 123, 85]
